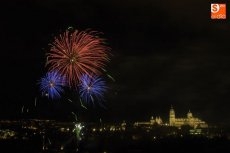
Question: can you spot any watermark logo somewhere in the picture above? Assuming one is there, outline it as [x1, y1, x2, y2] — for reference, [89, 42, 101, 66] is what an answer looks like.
[211, 4, 226, 19]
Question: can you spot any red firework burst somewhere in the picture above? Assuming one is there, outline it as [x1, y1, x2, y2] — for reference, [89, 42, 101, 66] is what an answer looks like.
[46, 29, 110, 87]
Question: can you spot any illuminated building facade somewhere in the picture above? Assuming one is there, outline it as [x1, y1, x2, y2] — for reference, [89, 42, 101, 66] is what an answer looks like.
[134, 116, 163, 127]
[169, 106, 208, 128]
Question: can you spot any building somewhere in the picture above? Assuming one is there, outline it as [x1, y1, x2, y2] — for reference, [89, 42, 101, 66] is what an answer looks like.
[169, 106, 208, 128]
[134, 116, 163, 127]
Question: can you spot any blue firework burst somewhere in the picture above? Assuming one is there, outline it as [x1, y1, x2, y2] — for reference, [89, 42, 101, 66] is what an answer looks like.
[79, 74, 107, 105]
[38, 71, 66, 100]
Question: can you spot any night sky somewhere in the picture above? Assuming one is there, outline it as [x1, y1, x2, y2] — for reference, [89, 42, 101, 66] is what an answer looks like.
[1, 0, 230, 125]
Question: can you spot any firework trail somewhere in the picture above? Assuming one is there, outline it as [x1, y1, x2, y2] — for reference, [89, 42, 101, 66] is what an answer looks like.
[68, 99, 73, 103]
[101, 68, 115, 82]
[79, 74, 107, 106]
[46, 29, 110, 87]
[21, 106, 24, 114]
[80, 99, 87, 109]
[72, 112, 78, 121]
[38, 71, 66, 100]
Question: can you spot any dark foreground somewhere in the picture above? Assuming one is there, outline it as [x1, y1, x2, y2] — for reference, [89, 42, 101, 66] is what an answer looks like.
[0, 136, 230, 153]
[1, 120, 230, 153]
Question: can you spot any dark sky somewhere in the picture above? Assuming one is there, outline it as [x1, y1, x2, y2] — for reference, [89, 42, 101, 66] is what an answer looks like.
[1, 0, 230, 125]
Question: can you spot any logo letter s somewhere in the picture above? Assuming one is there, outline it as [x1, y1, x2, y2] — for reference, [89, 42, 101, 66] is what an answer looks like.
[211, 4, 220, 13]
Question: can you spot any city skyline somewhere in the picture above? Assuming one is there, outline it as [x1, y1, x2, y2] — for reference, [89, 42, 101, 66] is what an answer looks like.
[1, 0, 230, 126]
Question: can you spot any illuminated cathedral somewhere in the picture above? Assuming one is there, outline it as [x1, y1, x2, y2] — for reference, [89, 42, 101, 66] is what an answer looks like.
[169, 106, 208, 128]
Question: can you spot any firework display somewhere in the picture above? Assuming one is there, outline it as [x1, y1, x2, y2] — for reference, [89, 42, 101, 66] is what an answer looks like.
[46, 29, 110, 87]
[79, 74, 107, 105]
[38, 71, 66, 99]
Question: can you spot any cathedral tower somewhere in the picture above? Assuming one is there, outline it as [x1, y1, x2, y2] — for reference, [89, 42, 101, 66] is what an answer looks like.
[187, 110, 193, 119]
[169, 106, 175, 126]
